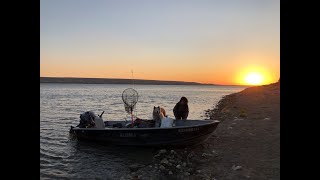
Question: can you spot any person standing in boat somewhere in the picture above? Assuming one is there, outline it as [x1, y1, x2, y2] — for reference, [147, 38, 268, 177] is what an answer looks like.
[173, 97, 189, 120]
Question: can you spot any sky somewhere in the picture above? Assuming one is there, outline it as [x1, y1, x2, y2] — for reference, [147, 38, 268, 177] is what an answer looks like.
[40, 0, 280, 85]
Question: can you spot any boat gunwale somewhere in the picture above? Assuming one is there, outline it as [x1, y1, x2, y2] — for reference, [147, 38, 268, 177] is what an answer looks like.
[71, 120, 220, 131]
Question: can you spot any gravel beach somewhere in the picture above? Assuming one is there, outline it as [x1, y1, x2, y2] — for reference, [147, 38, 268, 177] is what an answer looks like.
[121, 81, 280, 180]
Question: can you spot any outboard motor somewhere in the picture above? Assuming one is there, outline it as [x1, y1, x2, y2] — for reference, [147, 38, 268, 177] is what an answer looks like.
[77, 111, 96, 128]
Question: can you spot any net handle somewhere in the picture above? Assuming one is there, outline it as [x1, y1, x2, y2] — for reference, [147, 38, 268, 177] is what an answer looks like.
[131, 107, 134, 128]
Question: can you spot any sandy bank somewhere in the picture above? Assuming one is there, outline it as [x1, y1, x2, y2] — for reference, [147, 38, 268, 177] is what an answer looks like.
[121, 81, 280, 180]
[201, 81, 280, 180]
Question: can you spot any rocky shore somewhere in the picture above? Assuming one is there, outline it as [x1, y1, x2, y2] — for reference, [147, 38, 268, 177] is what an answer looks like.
[121, 81, 280, 180]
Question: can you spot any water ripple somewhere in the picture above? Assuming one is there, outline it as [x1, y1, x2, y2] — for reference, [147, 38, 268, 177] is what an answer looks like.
[40, 84, 245, 179]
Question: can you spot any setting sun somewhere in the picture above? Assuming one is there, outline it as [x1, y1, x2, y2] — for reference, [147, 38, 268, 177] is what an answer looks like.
[235, 66, 276, 86]
[245, 72, 263, 85]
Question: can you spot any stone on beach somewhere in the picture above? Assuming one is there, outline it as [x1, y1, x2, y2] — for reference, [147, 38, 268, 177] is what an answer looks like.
[232, 165, 242, 171]
[202, 153, 214, 157]
[159, 165, 165, 170]
[160, 158, 169, 165]
[129, 163, 145, 172]
[159, 149, 167, 154]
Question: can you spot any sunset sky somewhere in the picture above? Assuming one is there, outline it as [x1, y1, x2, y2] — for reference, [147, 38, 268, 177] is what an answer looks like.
[40, 0, 280, 85]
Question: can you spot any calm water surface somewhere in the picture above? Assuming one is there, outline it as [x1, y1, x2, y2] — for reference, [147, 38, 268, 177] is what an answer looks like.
[40, 83, 245, 179]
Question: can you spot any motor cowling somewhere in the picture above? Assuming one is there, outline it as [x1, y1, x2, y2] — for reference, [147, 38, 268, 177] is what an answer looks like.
[77, 111, 96, 128]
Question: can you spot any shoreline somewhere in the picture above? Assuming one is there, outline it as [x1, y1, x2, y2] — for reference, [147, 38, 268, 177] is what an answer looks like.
[122, 81, 280, 180]
[40, 82, 247, 87]
[40, 77, 214, 86]
[40, 77, 248, 87]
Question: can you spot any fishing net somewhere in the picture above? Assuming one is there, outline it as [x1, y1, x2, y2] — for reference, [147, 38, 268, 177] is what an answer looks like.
[122, 88, 139, 127]
[122, 88, 139, 112]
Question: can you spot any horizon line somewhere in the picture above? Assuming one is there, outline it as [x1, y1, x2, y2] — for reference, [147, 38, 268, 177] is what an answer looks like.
[40, 76, 247, 86]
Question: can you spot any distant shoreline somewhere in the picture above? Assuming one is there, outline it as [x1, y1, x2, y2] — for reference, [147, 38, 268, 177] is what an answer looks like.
[40, 77, 243, 86]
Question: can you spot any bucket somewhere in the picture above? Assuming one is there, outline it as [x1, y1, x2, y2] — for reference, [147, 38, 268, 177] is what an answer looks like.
[160, 116, 174, 128]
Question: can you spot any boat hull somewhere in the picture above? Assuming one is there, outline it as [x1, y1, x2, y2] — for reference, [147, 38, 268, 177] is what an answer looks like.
[70, 120, 219, 147]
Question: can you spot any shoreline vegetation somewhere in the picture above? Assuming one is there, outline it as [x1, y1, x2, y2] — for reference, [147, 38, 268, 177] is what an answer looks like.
[40, 77, 244, 86]
[122, 81, 280, 180]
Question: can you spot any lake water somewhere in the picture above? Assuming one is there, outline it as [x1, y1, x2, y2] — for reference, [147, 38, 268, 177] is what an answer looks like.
[40, 83, 245, 179]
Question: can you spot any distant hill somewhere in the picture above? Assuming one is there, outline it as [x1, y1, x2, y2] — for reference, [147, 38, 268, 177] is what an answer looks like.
[40, 77, 216, 86]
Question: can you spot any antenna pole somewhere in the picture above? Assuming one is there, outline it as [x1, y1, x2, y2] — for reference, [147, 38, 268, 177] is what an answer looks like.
[131, 70, 134, 88]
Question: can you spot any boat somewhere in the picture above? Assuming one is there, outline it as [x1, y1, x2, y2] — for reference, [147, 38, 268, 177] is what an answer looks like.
[69, 119, 220, 147]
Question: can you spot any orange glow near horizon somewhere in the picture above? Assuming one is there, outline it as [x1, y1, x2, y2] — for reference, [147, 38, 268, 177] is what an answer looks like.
[40, 49, 280, 86]
[40, 57, 279, 85]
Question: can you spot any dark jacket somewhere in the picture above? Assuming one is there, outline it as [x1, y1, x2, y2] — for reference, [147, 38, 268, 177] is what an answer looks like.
[173, 103, 189, 119]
